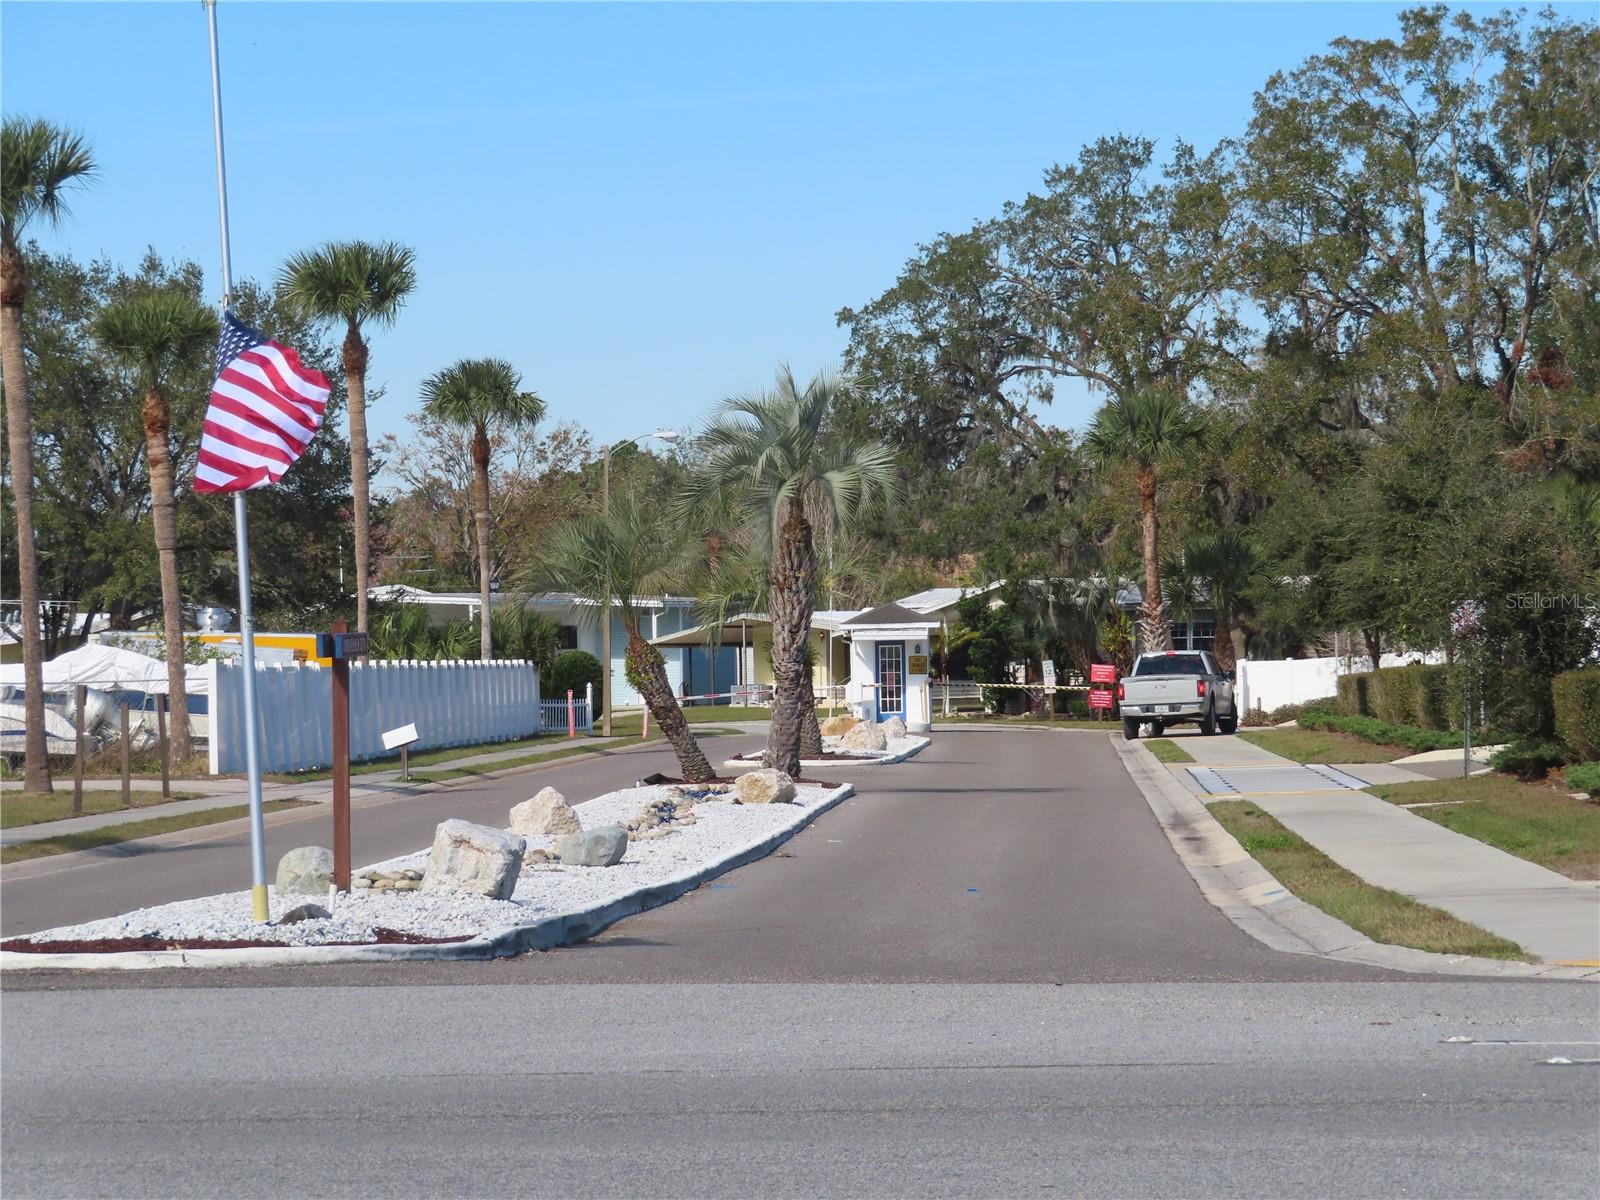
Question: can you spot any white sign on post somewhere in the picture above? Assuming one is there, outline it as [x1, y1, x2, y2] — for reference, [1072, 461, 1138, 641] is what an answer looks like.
[1041, 661, 1057, 688]
[382, 723, 419, 751]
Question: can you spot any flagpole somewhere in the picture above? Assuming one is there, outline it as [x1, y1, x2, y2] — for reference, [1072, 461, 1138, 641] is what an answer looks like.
[205, 0, 270, 923]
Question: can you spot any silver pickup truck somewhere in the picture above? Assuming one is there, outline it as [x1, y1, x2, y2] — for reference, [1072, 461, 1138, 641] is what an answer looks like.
[1118, 650, 1238, 739]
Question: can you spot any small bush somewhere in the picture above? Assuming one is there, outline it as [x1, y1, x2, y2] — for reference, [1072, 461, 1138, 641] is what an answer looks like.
[1553, 668, 1600, 762]
[1489, 740, 1568, 781]
[547, 650, 604, 717]
[1563, 762, 1600, 798]
[1295, 708, 1505, 754]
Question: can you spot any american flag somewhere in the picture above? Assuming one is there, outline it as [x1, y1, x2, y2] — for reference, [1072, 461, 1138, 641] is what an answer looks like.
[194, 310, 332, 494]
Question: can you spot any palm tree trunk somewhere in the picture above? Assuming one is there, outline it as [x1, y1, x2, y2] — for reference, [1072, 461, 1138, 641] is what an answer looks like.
[1212, 610, 1236, 672]
[471, 424, 493, 662]
[343, 323, 371, 636]
[1137, 464, 1172, 652]
[1, 272, 53, 792]
[800, 669, 823, 759]
[1229, 624, 1247, 671]
[764, 500, 816, 776]
[625, 633, 714, 782]
[143, 386, 192, 763]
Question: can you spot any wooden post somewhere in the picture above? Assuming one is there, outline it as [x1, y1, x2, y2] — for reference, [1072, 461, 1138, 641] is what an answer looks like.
[400, 743, 408, 782]
[566, 689, 576, 739]
[119, 703, 132, 810]
[641, 703, 649, 739]
[73, 684, 87, 816]
[156, 694, 171, 799]
[331, 621, 352, 892]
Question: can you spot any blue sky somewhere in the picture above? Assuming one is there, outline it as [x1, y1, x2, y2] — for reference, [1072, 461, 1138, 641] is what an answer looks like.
[6, 1, 1581, 482]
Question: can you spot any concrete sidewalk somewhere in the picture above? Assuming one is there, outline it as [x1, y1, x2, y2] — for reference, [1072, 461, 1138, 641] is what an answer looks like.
[1155, 733, 1600, 965]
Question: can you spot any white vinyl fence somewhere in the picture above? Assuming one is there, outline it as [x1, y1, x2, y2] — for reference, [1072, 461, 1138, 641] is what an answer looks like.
[208, 658, 542, 774]
[1237, 651, 1448, 716]
[539, 687, 593, 736]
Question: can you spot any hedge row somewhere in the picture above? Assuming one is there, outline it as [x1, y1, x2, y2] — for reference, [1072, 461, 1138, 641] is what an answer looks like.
[1553, 668, 1600, 762]
[1298, 707, 1476, 754]
[1335, 663, 1553, 739]
[1565, 762, 1600, 798]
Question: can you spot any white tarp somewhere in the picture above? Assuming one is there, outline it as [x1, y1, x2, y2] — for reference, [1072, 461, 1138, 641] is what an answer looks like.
[0, 643, 208, 696]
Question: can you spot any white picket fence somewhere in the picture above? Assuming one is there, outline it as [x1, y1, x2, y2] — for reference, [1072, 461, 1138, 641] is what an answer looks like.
[208, 658, 542, 774]
[538, 692, 593, 735]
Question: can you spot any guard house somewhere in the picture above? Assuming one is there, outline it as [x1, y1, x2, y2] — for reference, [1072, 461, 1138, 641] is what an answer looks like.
[843, 603, 939, 733]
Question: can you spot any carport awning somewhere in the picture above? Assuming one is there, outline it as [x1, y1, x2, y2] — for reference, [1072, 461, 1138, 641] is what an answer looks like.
[651, 615, 768, 647]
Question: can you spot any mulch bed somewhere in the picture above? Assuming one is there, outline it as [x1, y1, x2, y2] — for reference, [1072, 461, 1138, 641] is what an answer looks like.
[0, 928, 475, 954]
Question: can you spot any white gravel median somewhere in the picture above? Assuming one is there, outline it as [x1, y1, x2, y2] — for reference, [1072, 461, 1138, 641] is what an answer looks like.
[2, 779, 852, 964]
[725, 734, 929, 770]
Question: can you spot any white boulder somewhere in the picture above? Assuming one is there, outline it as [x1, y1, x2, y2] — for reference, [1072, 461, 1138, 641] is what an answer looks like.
[879, 716, 907, 740]
[841, 721, 889, 752]
[820, 715, 860, 737]
[734, 768, 797, 805]
[552, 825, 630, 867]
[509, 786, 581, 837]
[420, 819, 526, 900]
[274, 846, 333, 897]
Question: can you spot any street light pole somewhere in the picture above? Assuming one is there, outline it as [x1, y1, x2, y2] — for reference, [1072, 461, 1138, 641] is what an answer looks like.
[600, 429, 679, 738]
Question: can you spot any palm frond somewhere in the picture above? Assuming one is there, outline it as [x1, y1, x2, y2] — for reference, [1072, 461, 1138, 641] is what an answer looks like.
[276, 239, 417, 329]
[419, 357, 544, 433]
[1, 116, 96, 246]
[92, 290, 219, 387]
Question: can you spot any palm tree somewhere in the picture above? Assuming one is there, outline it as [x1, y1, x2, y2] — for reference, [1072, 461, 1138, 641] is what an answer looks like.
[419, 358, 544, 660]
[277, 240, 416, 635]
[682, 366, 896, 775]
[533, 492, 715, 782]
[2, 117, 95, 793]
[93, 291, 219, 764]
[1083, 389, 1207, 653]
[1161, 529, 1259, 671]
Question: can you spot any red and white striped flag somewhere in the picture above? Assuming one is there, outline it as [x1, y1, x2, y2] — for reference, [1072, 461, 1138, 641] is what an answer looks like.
[195, 310, 332, 493]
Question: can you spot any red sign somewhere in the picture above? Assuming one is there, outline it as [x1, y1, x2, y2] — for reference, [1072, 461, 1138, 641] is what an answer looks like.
[1087, 688, 1116, 710]
[1090, 663, 1118, 685]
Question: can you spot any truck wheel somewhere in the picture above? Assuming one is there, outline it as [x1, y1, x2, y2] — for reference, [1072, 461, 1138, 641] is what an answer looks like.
[1122, 716, 1140, 740]
[1199, 704, 1217, 736]
[1151, 721, 1165, 736]
[1218, 712, 1238, 734]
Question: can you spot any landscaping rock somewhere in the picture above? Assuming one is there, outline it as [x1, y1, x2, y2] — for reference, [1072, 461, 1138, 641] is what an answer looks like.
[509, 786, 581, 838]
[841, 721, 889, 752]
[274, 846, 334, 897]
[551, 825, 629, 867]
[879, 716, 907, 740]
[735, 768, 797, 805]
[277, 903, 332, 925]
[821, 715, 860, 737]
[419, 819, 526, 900]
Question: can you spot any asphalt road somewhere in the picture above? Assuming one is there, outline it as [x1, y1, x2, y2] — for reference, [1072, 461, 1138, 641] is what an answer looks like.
[4, 728, 1597, 1198]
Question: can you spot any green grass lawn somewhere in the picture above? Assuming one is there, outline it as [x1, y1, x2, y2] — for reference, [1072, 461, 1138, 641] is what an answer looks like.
[1368, 775, 1600, 880]
[1143, 738, 1195, 763]
[602, 706, 779, 737]
[0, 799, 313, 864]
[1238, 727, 1409, 764]
[1207, 800, 1527, 959]
[404, 726, 738, 784]
[1, 788, 207, 829]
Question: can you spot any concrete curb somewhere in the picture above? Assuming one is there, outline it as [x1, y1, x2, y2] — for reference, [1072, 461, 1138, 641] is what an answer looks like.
[0, 782, 855, 973]
[1112, 736, 1599, 982]
[721, 736, 931, 772]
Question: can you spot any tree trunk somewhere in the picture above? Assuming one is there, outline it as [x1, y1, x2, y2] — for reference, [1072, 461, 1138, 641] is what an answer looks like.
[1211, 610, 1236, 672]
[0, 268, 53, 792]
[1362, 628, 1383, 671]
[472, 424, 493, 661]
[1229, 623, 1247, 672]
[625, 633, 714, 783]
[143, 385, 192, 763]
[799, 670, 823, 759]
[764, 500, 817, 776]
[1137, 464, 1172, 652]
[343, 324, 371, 636]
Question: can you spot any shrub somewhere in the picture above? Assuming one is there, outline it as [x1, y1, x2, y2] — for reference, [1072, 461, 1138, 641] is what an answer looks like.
[1553, 668, 1600, 762]
[1247, 698, 1338, 726]
[547, 650, 604, 717]
[1335, 663, 1552, 740]
[1489, 740, 1568, 781]
[1563, 762, 1600, 798]
[1294, 707, 1513, 754]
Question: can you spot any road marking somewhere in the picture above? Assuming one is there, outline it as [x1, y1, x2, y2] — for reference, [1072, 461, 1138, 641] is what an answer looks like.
[1442, 1037, 1600, 1046]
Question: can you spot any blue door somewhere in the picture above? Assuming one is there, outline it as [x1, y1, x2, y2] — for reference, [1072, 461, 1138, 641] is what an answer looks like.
[877, 642, 905, 717]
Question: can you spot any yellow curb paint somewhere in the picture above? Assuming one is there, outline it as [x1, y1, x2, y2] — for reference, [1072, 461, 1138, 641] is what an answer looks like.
[251, 884, 269, 923]
[1551, 960, 1600, 968]
[1220, 789, 1359, 797]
